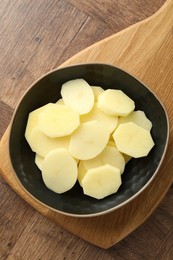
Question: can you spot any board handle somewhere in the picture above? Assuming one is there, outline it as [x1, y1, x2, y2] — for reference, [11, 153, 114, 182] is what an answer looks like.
[146, 0, 173, 32]
[153, 0, 173, 17]
[60, 0, 173, 75]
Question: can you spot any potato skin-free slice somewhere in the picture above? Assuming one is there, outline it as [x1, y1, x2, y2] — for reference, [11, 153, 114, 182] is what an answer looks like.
[61, 79, 94, 115]
[81, 103, 118, 133]
[27, 126, 70, 157]
[118, 110, 152, 131]
[25, 103, 53, 142]
[78, 161, 86, 187]
[42, 148, 78, 194]
[107, 140, 132, 164]
[98, 89, 135, 116]
[82, 164, 121, 199]
[38, 104, 80, 138]
[91, 86, 104, 101]
[82, 145, 125, 174]
[113, 122, 155, 158]
[107, 138, 132, 163]
[35, 154, 44, 171]
[122, 153, 132, 163]
[100, 146, 125, 174]
[69, 120, 110, 160]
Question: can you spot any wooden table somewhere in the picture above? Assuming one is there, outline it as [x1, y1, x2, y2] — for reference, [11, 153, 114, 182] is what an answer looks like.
[0, 0, 173, 259]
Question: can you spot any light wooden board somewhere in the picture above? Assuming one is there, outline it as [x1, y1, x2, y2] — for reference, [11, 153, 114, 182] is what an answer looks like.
[0, 0, 173, 249]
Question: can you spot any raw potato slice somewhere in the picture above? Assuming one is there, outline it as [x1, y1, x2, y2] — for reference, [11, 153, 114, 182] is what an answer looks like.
[61, 79, 94, 115]
[25, 103, 53, 142]
[82, 164, 121, 199]
[107, 141, 132, 164]
[122, 153, 132, 164]
[98, 89, 135, 116]
[81, 157, 100, 176]
[80, 103, 118, 133]
[69, 120, 110, 160]
[78, 161, 86, 186]
[38, 103, 80, 138]
[82, 145, 125, 174]
[106, 138, 133, 163]
[100, 146, 125, 174]
[113, 122, 155, 158]
[74, 158, 79, 164]
[118, 110, 152, 131]
[42, 148, 78, 194]
[35, 154, 44, 170]
[91, 86, 104, 101]
[27, 126, 70, 157]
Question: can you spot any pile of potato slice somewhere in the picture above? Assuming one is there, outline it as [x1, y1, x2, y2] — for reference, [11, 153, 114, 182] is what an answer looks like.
[25, 79, 154, 199]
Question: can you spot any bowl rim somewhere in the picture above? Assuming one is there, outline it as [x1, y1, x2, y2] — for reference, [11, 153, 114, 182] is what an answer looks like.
[8, 62, 170, 218]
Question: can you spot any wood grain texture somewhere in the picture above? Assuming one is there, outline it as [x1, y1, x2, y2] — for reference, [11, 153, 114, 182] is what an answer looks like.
[1, 0, 173, 258]
[67, 0, 165, 30]
[0, 0, 88, 108]
[0, 102, 13, 138]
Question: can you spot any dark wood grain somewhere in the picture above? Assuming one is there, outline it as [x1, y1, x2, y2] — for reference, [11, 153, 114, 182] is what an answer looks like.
[1, 0, 172, 259]
[0, 0, 88, 108]
[67, 0, 165, 30]
[0, 102, 13, 138]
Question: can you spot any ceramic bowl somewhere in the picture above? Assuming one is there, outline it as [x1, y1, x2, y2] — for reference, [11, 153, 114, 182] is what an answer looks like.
[9, 63, 169, 217]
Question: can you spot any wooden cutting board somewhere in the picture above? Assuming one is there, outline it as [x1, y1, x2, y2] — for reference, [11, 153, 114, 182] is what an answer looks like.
[0, 0, 173, 249]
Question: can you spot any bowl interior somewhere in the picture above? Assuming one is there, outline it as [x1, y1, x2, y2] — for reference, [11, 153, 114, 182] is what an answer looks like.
[9, 63, 169, 216]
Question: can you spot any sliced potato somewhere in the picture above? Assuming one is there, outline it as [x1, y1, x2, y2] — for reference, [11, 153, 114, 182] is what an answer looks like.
[38, 103, 80, 138]
[27, 126, 70, 157]
[100, 146, 125, 174]
[25, 103, 53, 142]
[113, 122, 154, 158]
[118, 110, 152, 131]
[107, 141, 132, 164]
[80, 103, 118, 133]
[61, 79, 94, 115]
[69, 120, 110, 160]
[42, 148, 78, 194]
[81, 157, 101, 174]
[78, 161, 86, 187]
[91, 86, 104, 101]
[98, 89, 135, 116]
[82, 145, 125, 174]
[107, 138, 133, 163]
[35, 154, 44, 171]
[122, 153, 132, 163]
[82, 164, 121, 199]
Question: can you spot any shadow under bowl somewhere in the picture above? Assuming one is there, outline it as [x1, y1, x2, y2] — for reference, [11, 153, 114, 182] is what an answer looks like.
[9, 63, 169, 217]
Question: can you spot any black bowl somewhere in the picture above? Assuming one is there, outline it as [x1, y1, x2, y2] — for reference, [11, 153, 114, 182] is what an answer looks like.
[9, 63, 169, 217]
